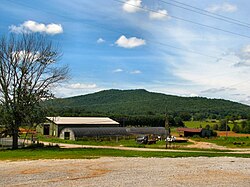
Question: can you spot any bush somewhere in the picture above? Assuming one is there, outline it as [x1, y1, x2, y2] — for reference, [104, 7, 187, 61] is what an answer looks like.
[192, 135, 200, 138]
[232, 123, 240, 133]
[212, 131, 217, 137]
[219, 120, 230, 131]
[205, 124, 211, 130]
[26, 142, 44, 148]
[213, 124, 219, 130]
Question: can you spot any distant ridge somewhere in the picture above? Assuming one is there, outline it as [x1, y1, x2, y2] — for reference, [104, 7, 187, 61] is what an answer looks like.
[46, 89, 250, 118]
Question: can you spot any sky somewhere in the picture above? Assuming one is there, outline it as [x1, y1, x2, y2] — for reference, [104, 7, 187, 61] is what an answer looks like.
[1, 0, 250, 105]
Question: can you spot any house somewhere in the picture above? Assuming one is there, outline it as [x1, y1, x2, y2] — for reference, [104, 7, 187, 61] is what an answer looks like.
[177, 127, 212, 137]
[36, 117, 120, 137]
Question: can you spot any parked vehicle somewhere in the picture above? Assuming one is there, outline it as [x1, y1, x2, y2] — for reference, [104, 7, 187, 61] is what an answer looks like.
[165, 136, 176, 142]
[136, 135, 148, 144]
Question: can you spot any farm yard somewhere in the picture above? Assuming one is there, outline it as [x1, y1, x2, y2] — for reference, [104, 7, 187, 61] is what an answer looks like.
[2, 0, 250, 186]
[1, 119, 250, 187]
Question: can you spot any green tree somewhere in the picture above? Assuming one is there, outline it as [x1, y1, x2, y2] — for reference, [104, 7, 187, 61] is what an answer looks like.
[232, 123, 240, 133]
[205, 124, 211, 130]
[174, 116, 184, 127]
[218, 119, 230, 131]
[0, 34, 69, 149]
[212, 124, 219, 130]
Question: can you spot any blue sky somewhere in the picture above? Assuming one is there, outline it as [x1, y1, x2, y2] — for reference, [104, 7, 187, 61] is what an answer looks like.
[1, 0, 250, 105]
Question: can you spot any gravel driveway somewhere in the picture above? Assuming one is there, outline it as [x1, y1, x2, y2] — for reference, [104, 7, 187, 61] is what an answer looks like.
[0, 157, 249, 187]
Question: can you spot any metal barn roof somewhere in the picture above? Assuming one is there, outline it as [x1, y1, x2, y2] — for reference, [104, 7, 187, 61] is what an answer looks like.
[69, 127, 128, 137]
[128, 127, 167, 136]
[47, 117, 119, 125]
[61, 127, 167, 138]
[177, 128, 202, 133]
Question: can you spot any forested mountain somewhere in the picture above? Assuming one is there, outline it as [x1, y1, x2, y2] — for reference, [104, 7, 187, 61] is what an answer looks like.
[45, 89, 250, 121]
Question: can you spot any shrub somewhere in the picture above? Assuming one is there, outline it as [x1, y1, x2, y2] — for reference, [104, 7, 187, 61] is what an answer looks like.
[219, 120, 230, 131]
[213, 124, 219, 130]
[232, 123, 240, 133]
[192, 135, 200, 138]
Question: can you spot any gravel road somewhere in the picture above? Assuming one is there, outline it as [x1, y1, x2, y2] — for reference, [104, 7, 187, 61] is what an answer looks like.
[0, 157, 250, 187]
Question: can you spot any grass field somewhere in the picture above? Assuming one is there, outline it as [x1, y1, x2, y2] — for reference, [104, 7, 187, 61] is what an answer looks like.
[38, 136, 192, 149]
[183, 120, 237, 130]
[0, 147, 249, 161]
[184, 120, 218, 128]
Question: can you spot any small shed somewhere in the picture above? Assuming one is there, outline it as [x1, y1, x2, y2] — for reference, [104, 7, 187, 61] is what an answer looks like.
[177, 127, 212, 137]
[36, 117, 120, 137]
[177, 128, 202, 137]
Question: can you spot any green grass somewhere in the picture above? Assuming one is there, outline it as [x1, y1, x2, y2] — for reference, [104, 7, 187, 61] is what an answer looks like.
[184, 120, 235, 129]
[39, 137, 145, 147]
[192, 136, 250, 148]
[0, 147, 249, 160]
[184, 120, 219, 128]
[38, 136, 193, 149]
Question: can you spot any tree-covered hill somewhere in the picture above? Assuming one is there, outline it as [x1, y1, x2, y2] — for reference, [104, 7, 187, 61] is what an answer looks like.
[45, 89, 250, 120]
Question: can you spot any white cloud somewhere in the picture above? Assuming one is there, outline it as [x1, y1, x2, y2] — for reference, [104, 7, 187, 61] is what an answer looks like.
[52, 83, 102, 98]
[115, 35, 146, 48]
[201, 87, 236, 94]
[234, 45, 250, 66]
[113, 68, 123, 73]
[130, 70, 141, 74]
[240, 45, 250, 59]
[9, 20, 63, 35]
[206, 3, 237, 13]
[123, 0, 142, 13]
[149, 9, 169, 20]
[97, 38, 105, 43]
[68, 83, 97, 89]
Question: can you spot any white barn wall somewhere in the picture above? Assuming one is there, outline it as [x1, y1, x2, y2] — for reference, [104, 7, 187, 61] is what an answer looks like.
[59, 128, 76, 140]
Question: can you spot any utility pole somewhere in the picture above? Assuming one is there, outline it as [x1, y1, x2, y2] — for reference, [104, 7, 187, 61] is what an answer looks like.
[225, 118, 228, 140]
[165, 107, 170, 149]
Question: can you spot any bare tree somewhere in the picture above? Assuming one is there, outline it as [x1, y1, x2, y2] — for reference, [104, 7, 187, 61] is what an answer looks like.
[0, 34, 69, 149]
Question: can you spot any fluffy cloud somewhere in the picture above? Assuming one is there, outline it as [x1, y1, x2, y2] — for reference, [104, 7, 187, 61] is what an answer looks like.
[115, 35, 146, 48]
[68, 83, 97, 89]
[234, 45, 250, 67]
[149, 9, 169, 20]
[130, 70, 141, 74]
[9, 20, 63, 35]
[239, 45, 250, 59]
[206, 3, 237, 13]
[97, 38, 105, 43]
[113, 68, 123, 73]
[123, 0, 142, 13]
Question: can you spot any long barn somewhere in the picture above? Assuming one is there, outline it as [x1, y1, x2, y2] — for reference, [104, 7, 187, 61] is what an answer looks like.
[36, 117, 120, 137]
[36, 117, 167, 140]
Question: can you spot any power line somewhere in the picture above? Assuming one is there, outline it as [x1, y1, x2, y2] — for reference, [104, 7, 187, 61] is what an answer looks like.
[8, 0, 246, 86]
[164, 0, 250, 27]
[114, 0, 250, 39]
[158, 0, 250, 29]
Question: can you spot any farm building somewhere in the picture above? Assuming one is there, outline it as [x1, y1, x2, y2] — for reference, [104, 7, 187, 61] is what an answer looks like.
[177, 127, 212, 137]
[59, 127, 167, 140]
[37, 117, 167, 140]
[36, 117, 120, 137]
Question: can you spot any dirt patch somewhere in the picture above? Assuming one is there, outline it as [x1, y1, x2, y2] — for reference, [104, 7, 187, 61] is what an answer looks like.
[0, 158, 249, 187]
[186, 139, 228, 150]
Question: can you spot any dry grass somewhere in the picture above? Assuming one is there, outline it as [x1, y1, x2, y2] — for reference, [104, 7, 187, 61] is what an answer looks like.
[217, 131, 250, 137]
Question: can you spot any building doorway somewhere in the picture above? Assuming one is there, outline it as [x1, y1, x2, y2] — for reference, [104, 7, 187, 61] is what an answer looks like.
[43, 125, 50, 135]
[64, 132, 70, 140]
